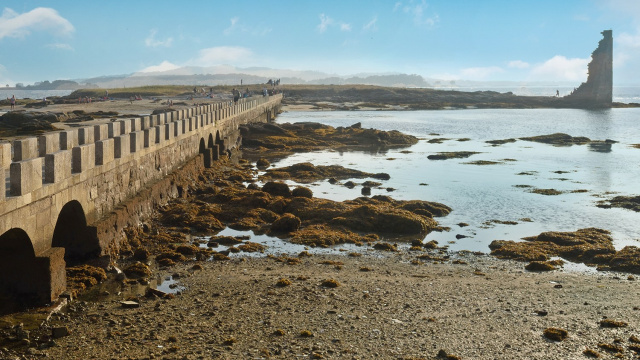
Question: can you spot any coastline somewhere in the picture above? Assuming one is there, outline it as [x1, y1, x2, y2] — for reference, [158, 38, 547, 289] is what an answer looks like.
[11, 252, 640, 360]
[0, 94, 639, 359]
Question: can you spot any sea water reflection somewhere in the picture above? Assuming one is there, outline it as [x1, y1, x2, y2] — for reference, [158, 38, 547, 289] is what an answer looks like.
[255, 108, 640, 253]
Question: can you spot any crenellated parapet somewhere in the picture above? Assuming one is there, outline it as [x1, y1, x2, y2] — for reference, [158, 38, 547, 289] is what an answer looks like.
[0, 94, 281, 307]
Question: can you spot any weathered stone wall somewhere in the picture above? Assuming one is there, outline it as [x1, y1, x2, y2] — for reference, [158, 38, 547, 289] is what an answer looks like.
[0, 94, 281, 304]
[565, 30, 613, 108]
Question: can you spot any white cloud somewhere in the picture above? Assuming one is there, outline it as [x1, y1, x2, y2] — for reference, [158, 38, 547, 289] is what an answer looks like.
[393, 2, 402, 12]
[460, 66, 504, 80]
[145, 29, 173, 48]
[530, 55, 588, 81]
[363, 16, 378, 32]
[614, 28, 640, 68]
[191, 46, 253, 66]
[224, 17, 240, 35]
[46, 43, 73, 51]
[224, 16, 271, 36]
[508, 60, 530, 69]
[138, 61, 180, 73]
[0, 7, 74, 40]
[340, 23, 352, 32]
[317, 13, 333, 33]
[617, 31, 640, 48]
[402, 0, 439, 27]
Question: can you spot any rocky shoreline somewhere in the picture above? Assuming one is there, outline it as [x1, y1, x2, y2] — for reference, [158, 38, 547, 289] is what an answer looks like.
[1, 99, 640, 359]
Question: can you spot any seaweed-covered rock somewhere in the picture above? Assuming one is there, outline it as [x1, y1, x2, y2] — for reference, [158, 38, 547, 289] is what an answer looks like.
[291, 186, 313, 198]
[66, 265, 107, 290]
[262, 181, 291, 197]
[490, 228, 617, 266]
[256, 158, 271, 168]
[597, 195, 640, 212]
[520, 133, 590, 145]
[260, 162, 391, 183]
[271, 213, 301, 233]
[427, 151, 480, 160]
[124, 262, 152, 279]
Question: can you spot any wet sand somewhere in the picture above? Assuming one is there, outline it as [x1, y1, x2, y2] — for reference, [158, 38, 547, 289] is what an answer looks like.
[10, 253, 640, 360]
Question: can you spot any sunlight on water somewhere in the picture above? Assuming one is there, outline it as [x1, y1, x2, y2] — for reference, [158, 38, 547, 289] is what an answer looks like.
[268, 109, 640, 252]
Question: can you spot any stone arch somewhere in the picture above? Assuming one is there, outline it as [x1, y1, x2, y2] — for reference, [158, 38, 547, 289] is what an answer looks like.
[199, 138, 206, 154]
[0, 228, 46, 310]
[52, 200, 99, 264]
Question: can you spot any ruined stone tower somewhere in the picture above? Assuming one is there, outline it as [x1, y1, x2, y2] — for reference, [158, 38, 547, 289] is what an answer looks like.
[565, 30, 613, 108]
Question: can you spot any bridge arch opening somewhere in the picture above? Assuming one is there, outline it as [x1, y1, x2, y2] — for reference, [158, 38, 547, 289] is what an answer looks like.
[199, 138, 206, 154]
[0, 228, 45, 310]
[207, 133, 215, 149]
[52, 200, 99, 264]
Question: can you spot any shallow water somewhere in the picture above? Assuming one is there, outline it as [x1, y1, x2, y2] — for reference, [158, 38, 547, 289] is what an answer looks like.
[265, 108, 640, 253]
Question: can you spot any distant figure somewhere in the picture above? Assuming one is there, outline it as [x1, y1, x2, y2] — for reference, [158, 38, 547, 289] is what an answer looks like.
[556, 89, 560, 97]
[9, 94, 15, 110]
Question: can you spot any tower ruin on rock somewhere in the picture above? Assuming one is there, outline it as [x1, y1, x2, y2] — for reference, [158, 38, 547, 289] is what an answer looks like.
[564, 30, 613, 108]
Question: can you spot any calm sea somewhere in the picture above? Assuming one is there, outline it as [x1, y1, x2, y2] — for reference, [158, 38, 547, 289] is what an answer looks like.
[0, 89, 73, 100]
[260, 108, 640, 254]
[1, 86, 639, 103]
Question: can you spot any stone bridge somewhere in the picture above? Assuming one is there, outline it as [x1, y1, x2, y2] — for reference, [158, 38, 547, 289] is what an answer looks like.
[0, 94, 282, 307]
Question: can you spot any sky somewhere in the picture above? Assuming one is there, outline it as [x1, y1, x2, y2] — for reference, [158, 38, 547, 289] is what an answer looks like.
[1, 0, 640, 86]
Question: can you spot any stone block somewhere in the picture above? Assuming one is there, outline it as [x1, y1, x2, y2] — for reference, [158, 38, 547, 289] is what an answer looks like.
[126, 118, 135, 132]
[0, 168, 4, 201]
[38, 133, 61, 157]
[59, 131, 77, 151]
[78, 127, 94, 145]
[95, 138, 114, 165]
[141, 116, 151, 129]
[173, 122, 180, 137]
[13, 138, 38, 161]
[114, 134, 130, 158]
[39, 247, 66, 303]
[44, 150, 71, 183]
[130, 131, 143, 153]
[150, 114, 159, 126]
[118, 120, 131, 135]
[181, 119, 186, 134]
[0, 142, 11, 168]
[10, 157, 43, 195]
[203, 148, 215, 168]
[108, 122, 121, 138]
[93, 124, 109, 141]
[188, 118, 194, 132]
[72, 143, 95, 173]
[158, 113, 166, 124]
[164, 123, 173, 140]
[154, 125, 165, 144]
[144, 128, 156, 148]
[211, 144, 220, 160]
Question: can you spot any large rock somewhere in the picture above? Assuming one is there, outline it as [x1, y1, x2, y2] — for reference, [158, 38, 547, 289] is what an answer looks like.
[262, 181, 291, 197]
[271, 213, 301, 233]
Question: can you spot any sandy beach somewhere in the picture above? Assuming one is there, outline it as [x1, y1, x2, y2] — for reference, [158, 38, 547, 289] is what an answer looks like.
[4, 252, 638, 360]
